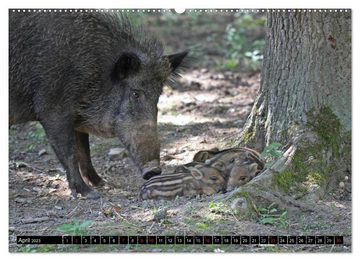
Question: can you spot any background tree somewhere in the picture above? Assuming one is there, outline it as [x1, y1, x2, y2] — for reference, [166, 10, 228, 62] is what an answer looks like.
[231, 10, 351, 206]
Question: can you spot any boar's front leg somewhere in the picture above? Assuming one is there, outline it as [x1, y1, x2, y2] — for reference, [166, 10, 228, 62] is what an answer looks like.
[75, 131, 104, 187]
[41, 121, 99, 199]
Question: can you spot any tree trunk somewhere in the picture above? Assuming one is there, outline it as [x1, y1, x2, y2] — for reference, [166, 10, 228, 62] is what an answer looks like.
[236, 10, 351, 149]
[230, 10, 351, 207]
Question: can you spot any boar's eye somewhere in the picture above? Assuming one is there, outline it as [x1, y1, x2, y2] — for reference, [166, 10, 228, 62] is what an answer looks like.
[209, 176, 218, 181]
[239, 176, 247, 181]
[130, 89, 141, 100]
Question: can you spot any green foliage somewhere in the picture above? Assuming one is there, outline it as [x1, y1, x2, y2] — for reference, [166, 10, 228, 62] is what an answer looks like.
[224, 59, 238, 70]
[196, 222, 209, 230]
[224, 24, 247, 59]
[126, 12, 146, 27]
[27, 123, 46, 151]
[234, 13, 266, 27]
[223, 14, 266, 71]
[208, 201, 231, 215]
[261, 143, 283, 167]
[159, 12, 179, 24]
[244, 48, 263, 62]
[261, 142, 282, 158]
[257, 203, 289, 228]
[28, 123, 46, 142]
[56, 220, 92, 236]
[17, 244, 56, 253]
[186, 12, 202, 23]
[17, 245, 38, 253]
[157, 11, 201, 27]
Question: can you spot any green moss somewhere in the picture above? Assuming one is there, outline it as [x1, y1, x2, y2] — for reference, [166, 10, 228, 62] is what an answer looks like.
[226, 190, 251, 203]
[307, 106, 342, 157]
[273, 171, 295, 193]
[285, 123, 300, 140]
[273, 143, 329, 194]
[240, 128, 254, 145]
[273, 106, 348, 195]
[306, 171, 327, 186]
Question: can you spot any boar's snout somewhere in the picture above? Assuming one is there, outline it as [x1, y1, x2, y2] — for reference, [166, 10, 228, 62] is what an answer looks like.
[142, 159, 162, 180]
[121, 123, 161, 180]
[119, 120, 161, 180]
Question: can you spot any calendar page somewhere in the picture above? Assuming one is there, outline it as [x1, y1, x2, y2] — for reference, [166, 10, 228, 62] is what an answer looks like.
[8, 7, 351, 253]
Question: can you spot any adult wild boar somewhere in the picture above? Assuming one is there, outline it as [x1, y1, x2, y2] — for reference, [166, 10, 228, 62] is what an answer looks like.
[9, 11, 187, 199]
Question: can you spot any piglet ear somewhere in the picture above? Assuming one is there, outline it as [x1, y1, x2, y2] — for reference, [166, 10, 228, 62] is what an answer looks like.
[112, 52, 141, 83]
[191, 168, 204, 180]
[248, 163, 260, 178]
[193, 151, 210, 162]
[165, 50, 188, 73]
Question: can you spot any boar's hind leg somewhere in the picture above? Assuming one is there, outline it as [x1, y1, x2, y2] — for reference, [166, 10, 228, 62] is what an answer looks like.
[41, 121, 99, 199]
[75, 131, 104, 187]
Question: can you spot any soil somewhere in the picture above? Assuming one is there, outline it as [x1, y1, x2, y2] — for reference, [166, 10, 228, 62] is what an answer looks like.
[8, 12, 351, 253]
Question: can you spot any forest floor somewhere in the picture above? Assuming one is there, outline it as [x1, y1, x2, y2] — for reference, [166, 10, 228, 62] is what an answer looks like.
[8, 12, 351, 253]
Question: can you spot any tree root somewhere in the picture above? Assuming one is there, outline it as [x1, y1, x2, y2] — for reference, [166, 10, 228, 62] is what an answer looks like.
[224, 183, 317, 214]
[224, 134, 321, 213]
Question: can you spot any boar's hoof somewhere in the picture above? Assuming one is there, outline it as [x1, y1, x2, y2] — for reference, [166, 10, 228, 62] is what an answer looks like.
[142, 167, 162, 180]
[91, 178, 105, 188]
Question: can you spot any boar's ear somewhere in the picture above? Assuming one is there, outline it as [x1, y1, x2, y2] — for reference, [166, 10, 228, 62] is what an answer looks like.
[248, 163, 260, 178]
[193, 151, 210, 163]
[191, 168, 204, 180]
[165, 50, 188, 73]
[112, 52, 141, 82]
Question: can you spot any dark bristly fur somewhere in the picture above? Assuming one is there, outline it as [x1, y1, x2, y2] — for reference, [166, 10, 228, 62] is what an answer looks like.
[9, 11, 188, 198]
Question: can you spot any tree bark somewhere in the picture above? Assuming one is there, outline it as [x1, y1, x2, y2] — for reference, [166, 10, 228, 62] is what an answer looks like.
[230, 10, 351, 206]
[236, 10, 351, 149]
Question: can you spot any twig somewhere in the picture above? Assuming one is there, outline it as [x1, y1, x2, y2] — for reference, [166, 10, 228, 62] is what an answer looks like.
[230, 211, 239, 222]
[11, 161, 45, 173]
[65, 204, 80, 218]
[147, 222, 155, 233]
[330, 244, 335, 252]
[21, 217, 52, 224]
